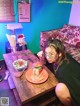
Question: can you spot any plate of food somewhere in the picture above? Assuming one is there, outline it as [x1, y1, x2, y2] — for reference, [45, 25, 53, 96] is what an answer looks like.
[25, 62, 48, 84]
[13, 59, 28, 72]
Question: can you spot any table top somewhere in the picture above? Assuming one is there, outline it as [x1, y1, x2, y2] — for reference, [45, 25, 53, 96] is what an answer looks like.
[3, 50, 58, 105]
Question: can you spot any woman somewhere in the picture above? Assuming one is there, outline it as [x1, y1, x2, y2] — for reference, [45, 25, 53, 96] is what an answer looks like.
[37, 38, 80, 106]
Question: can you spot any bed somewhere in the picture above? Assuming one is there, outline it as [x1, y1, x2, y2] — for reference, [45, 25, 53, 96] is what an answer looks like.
[40, 24, 80, 64]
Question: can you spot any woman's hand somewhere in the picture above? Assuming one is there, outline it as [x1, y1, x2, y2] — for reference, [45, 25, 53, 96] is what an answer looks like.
[37, 51, 46, 65]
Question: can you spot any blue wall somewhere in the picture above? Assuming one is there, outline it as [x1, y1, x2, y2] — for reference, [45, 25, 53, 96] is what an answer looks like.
[0, 0, 72, 60]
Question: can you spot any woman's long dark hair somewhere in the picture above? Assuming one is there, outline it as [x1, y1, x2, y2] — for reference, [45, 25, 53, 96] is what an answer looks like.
[43, 37, 66, 60]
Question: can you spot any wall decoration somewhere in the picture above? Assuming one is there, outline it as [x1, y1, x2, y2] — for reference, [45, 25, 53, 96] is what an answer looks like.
[0, 0, 15, 22]
[18, 2, 30, 22]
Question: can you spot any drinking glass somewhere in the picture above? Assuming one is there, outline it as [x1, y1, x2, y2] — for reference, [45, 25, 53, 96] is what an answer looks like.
[37, 51, 46, 65]
[11, 46, 16, 54]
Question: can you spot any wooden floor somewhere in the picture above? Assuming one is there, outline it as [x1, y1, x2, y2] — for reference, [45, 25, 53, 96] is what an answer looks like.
[0, 60, 64, 106]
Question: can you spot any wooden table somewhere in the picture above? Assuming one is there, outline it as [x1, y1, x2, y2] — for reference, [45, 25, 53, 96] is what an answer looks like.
[3, 50, 58, 106]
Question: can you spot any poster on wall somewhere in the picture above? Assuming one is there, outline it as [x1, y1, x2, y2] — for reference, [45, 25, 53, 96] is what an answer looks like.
[18, 3, 30, 22]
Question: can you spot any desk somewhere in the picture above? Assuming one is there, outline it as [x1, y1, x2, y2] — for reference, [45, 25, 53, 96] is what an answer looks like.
[3, 50, 58, 106]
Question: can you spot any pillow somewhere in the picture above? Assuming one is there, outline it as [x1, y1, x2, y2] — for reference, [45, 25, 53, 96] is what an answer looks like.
[40, 30, 58, 43]
[59, 24, 80, 36]
[76, 42, 80, 48]
[59, 25, 70, 36]
[58, 24, 80, 47]
[40, 30, 59, 50]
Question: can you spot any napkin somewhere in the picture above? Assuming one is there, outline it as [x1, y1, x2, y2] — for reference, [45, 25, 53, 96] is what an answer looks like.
[6, 34, 16, 53]
[4, 70, 15, 89]
[6, 34, 16, 48]
[8, 75, 16, 89]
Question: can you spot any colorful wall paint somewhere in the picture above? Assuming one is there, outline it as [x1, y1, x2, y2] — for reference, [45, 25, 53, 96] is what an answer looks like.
[69, 0, 80, 26]
[0, 0, 72, 60]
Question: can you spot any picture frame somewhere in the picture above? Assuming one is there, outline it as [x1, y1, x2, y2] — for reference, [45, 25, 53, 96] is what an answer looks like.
[18, 2, 30, 22]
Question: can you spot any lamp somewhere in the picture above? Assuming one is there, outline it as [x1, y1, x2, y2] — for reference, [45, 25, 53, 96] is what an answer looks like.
[6, 23, 23, 35]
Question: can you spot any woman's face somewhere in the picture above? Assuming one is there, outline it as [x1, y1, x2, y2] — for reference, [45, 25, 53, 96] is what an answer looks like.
[45, 46, 59, 63]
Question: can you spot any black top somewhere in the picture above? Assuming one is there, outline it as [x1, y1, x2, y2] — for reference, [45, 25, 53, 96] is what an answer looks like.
[46, 53, 80, 106]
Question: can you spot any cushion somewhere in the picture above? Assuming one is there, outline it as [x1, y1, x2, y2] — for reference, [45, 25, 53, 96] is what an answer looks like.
[40, 30, 58, 50]
[76, 42, 80, 48]
[58, 24, 80, 47]
[40, 24, 80, 50]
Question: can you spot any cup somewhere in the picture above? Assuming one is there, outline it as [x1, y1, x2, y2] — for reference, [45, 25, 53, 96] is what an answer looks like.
[37, 51, 46, 65]
[11, 46, 16, 54]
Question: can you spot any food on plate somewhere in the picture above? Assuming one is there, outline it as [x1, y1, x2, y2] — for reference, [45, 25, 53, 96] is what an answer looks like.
[33, 62, 43, 76]
[31, 73, 44, 82]
[31, 62, 44, 82]
[14, 61, 24, 66]
[13, 59, 27, 71]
